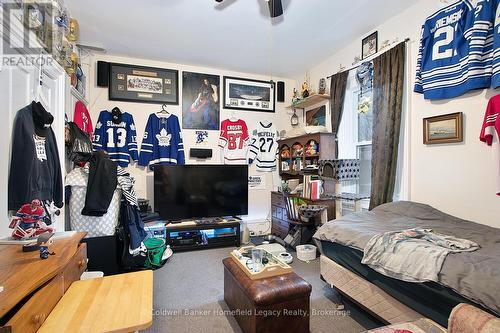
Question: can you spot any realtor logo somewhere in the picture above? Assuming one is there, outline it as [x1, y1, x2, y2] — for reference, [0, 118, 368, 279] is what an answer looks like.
[2, 1, 54, 55]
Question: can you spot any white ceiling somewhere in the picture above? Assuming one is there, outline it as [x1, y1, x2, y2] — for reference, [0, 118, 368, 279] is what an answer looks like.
[66, 0, 415, 78]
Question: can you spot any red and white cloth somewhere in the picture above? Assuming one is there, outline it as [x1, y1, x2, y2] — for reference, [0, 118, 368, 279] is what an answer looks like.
[73, 101, 93, 137]
[480, 94, 500, 196]
[219, 119, 249, 165]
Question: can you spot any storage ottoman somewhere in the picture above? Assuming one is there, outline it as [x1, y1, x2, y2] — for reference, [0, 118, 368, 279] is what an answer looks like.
[222, 257, 312, 333]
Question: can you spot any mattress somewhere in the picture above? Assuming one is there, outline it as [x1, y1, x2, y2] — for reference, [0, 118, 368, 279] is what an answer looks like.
[320, 241, 475, 327]
[314, 201, 500, 316]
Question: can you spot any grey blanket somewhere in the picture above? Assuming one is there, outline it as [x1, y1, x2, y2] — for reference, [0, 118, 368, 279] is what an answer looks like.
[361, 228, 479, 283]
[314, 201, 500, 315]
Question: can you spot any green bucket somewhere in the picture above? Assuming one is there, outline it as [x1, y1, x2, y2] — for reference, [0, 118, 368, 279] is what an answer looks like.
[144, 238, 167, 269]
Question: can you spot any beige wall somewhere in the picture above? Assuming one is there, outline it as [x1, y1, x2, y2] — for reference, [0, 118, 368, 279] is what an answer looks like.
[299, 0, 500, 227]
[84, 54, 295, 226]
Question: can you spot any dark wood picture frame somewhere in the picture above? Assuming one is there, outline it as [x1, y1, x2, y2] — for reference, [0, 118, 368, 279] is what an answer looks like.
[108, 63, 179, 105]
[423, 112, 463, 144]
[362, 31, 378, 59]
[223, 76, 276, 113]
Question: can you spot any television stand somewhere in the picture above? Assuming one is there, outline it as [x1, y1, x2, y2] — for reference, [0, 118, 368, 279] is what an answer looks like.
[165, 219, 241, 252]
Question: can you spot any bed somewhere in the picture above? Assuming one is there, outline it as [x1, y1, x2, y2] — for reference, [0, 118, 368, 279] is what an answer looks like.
[314, 201, 500, 327]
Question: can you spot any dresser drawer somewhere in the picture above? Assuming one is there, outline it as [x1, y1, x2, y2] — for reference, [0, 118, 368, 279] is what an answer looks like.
[271, 192, 285, 206]
[62, 243, 87, 291]
[7, 274, 64, 333]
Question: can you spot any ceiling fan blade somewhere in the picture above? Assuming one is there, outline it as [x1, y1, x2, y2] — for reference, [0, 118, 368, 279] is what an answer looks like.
[268, 0, 283, 18]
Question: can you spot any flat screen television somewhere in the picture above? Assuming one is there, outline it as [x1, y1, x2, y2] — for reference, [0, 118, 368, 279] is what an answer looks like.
[154, 165, 248, 221]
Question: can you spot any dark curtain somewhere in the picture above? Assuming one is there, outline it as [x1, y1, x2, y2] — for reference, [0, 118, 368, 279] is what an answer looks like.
[330, 71, 349, 158]
[369, 42, 405, 210]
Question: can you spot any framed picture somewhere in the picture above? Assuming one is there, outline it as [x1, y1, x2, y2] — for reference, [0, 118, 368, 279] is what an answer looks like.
[423, 112, 463, 144]
[108, 63, 178, 104]
[223, 77, 275, 113]
[306, 105, 326, 126]
[182, 71, 220, 130]
[362, 31, 378, 59]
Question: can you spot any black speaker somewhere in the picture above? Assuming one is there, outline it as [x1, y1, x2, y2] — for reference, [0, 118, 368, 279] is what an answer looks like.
[190, 148, 213, 159]
[277, 81, 285, 102]
[97, 61, 110, 87]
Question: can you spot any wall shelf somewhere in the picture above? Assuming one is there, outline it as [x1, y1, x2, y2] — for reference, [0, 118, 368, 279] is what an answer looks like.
[286, 94, 330, 110]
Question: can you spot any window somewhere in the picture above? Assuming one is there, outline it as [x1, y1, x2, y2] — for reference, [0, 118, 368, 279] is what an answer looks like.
[337, 69, 373, 198]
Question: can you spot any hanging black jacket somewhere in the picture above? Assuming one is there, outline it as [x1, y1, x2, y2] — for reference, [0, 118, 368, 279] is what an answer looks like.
[81, 151, 118, 217]
[8, 102, 63, 211]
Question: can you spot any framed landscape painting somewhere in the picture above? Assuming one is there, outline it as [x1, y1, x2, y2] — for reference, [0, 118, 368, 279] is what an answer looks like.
[423, 112, 463, 144]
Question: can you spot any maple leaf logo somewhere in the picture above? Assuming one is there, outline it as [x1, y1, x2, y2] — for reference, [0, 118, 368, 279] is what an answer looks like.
[156, 128, 171, 147]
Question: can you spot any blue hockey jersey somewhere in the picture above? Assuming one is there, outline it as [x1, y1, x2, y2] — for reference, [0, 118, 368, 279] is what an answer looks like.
[466, 0, 499, 89]
[493, 1, 500, 87]
[92, 110, 138, 167]
[414, 0, 496, 99]
[139, 113, 185, 170]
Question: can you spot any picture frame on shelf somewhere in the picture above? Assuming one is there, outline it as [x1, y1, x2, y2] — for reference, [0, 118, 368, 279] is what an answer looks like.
[423, 112, 463, 144]
[306, 105, 326, 126]
[362, 31, 378, 59]
[223, 76, 275, 113]
[108, 63, 179, 104]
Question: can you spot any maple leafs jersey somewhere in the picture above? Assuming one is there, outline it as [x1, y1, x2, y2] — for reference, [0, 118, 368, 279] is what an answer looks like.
[467, 0, 499, 89]
[248, 122, 279, 172]
[218, 119, 249, 165]
[414, 1, 483, 100]
[139, 113, 185, 170]
[480, 94, 500, 196]
[414, 0, 500, 99]
[92, 110, 138, 167]
[493, 1, 500, 87]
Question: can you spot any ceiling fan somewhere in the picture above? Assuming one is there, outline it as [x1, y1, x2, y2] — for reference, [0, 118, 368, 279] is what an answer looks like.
[215, 0, 284, 18]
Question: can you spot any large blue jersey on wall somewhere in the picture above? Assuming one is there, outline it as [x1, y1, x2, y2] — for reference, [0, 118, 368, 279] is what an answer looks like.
[92, 110, 138, 167]
[492, 0, 500, 87]
[414, 0, 498, 99]
[138, 113, 185, 170]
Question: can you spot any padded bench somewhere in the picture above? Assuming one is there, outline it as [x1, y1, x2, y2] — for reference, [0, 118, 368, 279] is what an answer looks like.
[222, 257, 312, 333]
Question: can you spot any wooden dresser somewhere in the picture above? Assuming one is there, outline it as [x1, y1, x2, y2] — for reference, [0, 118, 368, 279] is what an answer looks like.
[0, 232, 87, 333]
[271, 191, 335, 239]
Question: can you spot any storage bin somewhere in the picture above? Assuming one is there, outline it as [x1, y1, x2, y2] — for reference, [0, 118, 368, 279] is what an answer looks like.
[296, 244, 317, 262]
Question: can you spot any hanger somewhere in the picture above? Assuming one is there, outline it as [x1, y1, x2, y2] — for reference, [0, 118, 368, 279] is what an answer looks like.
[157, 103, 170, 117]
[35, 52, 49, 109]
[229, 111, 238, 121]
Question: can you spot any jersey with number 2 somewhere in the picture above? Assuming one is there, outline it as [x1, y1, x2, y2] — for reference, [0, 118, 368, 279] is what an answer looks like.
[92, 110, 138, 167]
[414, 0, 490, 100]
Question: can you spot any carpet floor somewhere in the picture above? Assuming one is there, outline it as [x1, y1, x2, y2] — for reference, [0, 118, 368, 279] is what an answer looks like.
[145, 246, 381, 333]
